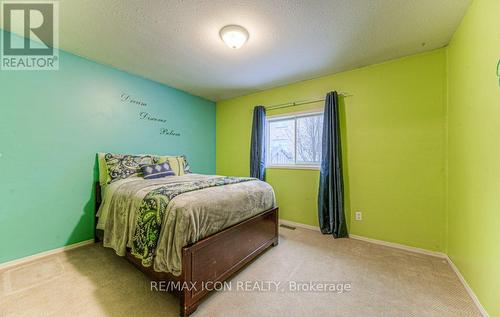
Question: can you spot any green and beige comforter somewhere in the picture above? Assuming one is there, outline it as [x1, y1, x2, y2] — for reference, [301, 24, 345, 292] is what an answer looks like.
[97, 174, 275, 276]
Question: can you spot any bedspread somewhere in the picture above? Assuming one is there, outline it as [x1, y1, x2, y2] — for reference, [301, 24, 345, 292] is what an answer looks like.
[97, 174, 275, 276]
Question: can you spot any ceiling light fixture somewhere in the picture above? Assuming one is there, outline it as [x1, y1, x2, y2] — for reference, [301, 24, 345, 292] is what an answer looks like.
[219, 25, 249, 49]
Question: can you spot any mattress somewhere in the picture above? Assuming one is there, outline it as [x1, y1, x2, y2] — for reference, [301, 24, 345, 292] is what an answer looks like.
[97, 173, 275, 276]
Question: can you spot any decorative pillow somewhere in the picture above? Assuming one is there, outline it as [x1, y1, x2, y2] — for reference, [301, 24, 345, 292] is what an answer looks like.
[104, 153, 159, 184]
[157, 155, 186, 176]
[141, 162, 175, 179]
[181, 155, 192, 174]
[97, 153, 109, 186]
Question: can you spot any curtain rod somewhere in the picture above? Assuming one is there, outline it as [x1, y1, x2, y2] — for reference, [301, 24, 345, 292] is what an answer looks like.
[265, 92, 353, 110]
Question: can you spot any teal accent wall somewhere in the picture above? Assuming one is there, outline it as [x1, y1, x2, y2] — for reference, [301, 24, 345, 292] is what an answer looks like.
[0, 32, 216, 264]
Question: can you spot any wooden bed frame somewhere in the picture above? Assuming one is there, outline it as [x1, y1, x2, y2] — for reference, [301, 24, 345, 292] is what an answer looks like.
[94, 182, 279, 316]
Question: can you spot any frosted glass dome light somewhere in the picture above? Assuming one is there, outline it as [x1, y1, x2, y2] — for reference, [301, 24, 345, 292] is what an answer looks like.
[219, 25, 249, 49]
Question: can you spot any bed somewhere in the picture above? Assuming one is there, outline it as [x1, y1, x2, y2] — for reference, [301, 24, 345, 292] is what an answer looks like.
[94, 163, 279, 317]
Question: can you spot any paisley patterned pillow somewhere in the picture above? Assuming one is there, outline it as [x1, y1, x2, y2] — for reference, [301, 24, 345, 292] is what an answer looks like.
[104, 153, 159, 184]
[181, 155, 192, 174]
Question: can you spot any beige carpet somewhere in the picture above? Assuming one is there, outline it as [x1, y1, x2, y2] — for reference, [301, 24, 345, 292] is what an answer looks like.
[0, 228, 480, 317]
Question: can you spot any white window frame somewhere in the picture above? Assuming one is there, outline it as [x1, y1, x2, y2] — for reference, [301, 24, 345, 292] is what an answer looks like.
[266, 110, 323, 170]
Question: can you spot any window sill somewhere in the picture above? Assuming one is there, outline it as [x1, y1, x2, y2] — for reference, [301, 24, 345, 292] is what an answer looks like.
[266, 165, 320, 171]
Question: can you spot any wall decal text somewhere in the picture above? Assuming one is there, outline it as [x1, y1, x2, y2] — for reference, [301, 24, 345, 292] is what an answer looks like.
[160, 128, 181, 137]
[121, 93, 147, 107]
[120, 93, 180, 137]
[139, 111, 167, 123]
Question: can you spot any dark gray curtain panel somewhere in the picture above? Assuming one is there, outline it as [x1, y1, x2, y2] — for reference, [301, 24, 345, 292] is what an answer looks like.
[250, 105, 266, 180]
[318, 92, 348, 238]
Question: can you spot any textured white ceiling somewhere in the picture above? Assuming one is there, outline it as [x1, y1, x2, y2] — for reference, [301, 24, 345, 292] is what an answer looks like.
[10, 0, 471, 101]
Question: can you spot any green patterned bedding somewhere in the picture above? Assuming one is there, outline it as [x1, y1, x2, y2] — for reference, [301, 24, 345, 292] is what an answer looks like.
[97, 174, 275, 276]
[131, 176, 254, 267]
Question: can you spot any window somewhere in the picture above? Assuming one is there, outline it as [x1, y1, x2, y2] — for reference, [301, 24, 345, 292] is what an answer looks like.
[266, 112, 323, 168]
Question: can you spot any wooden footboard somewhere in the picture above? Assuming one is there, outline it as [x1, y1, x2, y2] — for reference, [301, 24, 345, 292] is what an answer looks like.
[95, 182, 279, 316]
[180, 207, 278, 315]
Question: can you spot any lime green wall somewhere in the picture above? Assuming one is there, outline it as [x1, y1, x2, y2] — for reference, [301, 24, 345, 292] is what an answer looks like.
[447, 0, 500, 315]
[217, 49, 447, 252]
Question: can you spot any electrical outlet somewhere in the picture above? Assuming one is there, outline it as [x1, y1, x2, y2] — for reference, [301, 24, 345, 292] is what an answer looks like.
[355, 211, 362, 221]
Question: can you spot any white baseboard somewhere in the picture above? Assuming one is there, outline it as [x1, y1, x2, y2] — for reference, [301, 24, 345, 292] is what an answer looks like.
[446, 256, 489, 317]
[0, 239, 94, 271]
[348, 234, 447, 258]
[279, 219, 446, 258]
[351, 235, 489, 316]
[279, 219, 488, 316]
[279, 219, 321, 232]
